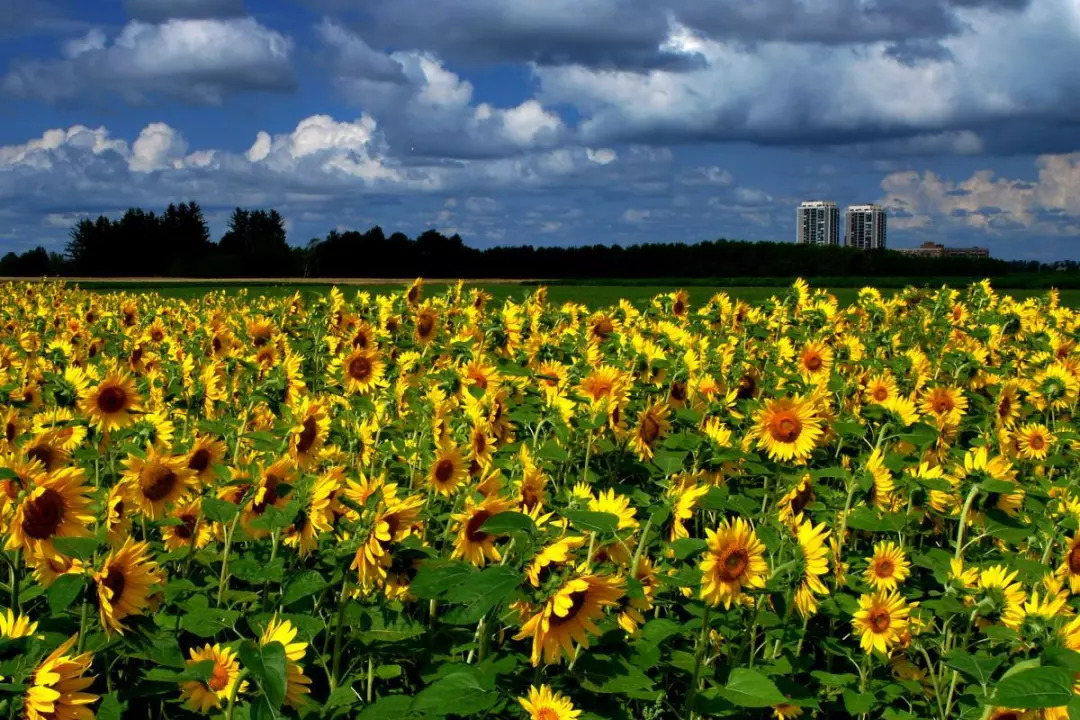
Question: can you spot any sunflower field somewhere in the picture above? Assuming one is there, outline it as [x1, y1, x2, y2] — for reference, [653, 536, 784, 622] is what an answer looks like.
[2, 278, 1080, 720]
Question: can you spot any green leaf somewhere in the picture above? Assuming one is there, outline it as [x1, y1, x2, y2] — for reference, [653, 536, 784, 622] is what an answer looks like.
[181, 608, 240, 637]
[201, 497, 239, 524]
[145, 660, 216, 684]
[376, 664, 402, 679]
[96, 692, 125, 720]
[843, 690, 874, 714]
[479, 511, 535, 535]
[669, 538, 708, 561]
[980, 478, 1019, 494]
[51, 536, 100, 561]
[576, 654, 657, 695]
[699, 485, 729, 511]
[944, 649, 1003, 686]
[355, 610, 426, 645]
[897, 423, 938, 447]
[47, 573, 85, 614]
[844, 507, 904, 532]
[1043, 648, 1080, 672]
[562, 509, 620, 535]
[409, 561, 475, 600]
[442, 566, 521, 625]
[237, 640, 288, 710]
[653, 449, 688, 476]
[282, 569, 329, 606]
[993, 666, 1074, 709]
[358, 695, 414, 720]
[536, 441, 570, 462]
[410, 670, 496, 716]
[720, 668, 789, 708]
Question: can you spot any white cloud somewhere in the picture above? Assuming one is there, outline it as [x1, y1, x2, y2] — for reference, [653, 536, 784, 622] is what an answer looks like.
[130, 123, 189, 172]
[586, 147, 617, 165]
[621, 208, 650, 223]
[2, 17, 295, 104]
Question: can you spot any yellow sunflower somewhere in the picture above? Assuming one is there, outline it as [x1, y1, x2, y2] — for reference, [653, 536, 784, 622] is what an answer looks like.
[289, 396, 330, 468]
[5, 467, 95, 561]
[121, 445, 193, 520]
[0, 607, 38, 638]
[864, 541, 910, 592]
[519, 684, 581, 720]
[415, 307, 439, 344]
[588, 489, 638, 531]
[793, 518, 830, 618]
[259, 617, 312, 708]
[161, 498, 213, 552]
[338, 348, 386, 395]
[777, 475, 815, 527]
[526, 535, 587, 587]
[514, 574, 625, 666]
[1015, 423, 1055, 461]
[852, 590, 911, 654]
[282, 470, 339, 556]
[81, 371, 140, 431]
[1059, 534, 1080, 593]
[629, 402, 671, 461]
[797, 340, 833, 380]
[995, 381, 1022, 427]
[429, 443, 467, 496]
[753, 396, 823, 463]
[23, 635, 98, 720]
[94, 537, 165, 635]
[976, 565, 1026, 631]
[920, 385, 968, 426]
[700, 517, 769, 609]
[179, 643, 248, 713]
[451, 494, 516, 567]
[864, 372, 898, 405]
[185, 434, 227, 485]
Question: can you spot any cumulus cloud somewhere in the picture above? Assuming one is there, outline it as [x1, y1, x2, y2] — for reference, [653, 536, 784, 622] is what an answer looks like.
[123, 0, 245, 21]
[879, 153, 1080, 235]
[2, 17, 295, 104]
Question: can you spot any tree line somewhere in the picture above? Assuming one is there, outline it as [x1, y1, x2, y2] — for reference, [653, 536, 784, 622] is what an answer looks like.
[0, 201, 1072, 281]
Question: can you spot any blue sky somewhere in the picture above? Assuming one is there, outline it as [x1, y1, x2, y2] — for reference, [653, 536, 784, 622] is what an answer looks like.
[1, 0, 1078, 260]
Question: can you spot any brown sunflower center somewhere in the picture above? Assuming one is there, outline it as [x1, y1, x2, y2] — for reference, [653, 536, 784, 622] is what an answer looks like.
[253, 474, 283, 514]
[872, 386, 888, 402]
[1028, 433, 1045, 450]
[348, 355, 372, 381]
[993, 714, 1020, 720]
[188, 448, 211, 473]
[790, 484, 814, 515]
[868, 608, 891, 633]
[143, 467, 178, 502]
[717, 548, 749, 582]
[593, 318, 614, 338]
[175, 513, 197, 540]
[931, 394, 954, 414]
[673, 298, 686, 315]
[208, 663, 230, 692]
[465, 510, 492, 543]
[5, 421, 15, 442]
[473, 432, 487, 454]
[470, 373, 488, 390]
[26, 444, 55, 469]
[417, 313, 435, 338]
[296, 417, 318, 454]
[151, 329, 164, 342]
[434, 459, 455, 486]
[736, 373, 756, 400]
[998, 397, 1012, 417]
[21, 487, 65, 539]
[639, 414, 662, 444]
[96, 386, 128, 415]
[102, 566, 126, 601]
[536, 709, 559, 720]
[874, 559, 895, 578]
[670, 382, 686, 402]
[803, 352, 822, 371]
[1068, 544, 1080, 575]
[769, 412, 802, 443]
[548, 590, 588, 628]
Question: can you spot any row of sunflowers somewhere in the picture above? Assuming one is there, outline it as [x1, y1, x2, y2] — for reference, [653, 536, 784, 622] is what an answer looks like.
[0, 278, 1077, 719]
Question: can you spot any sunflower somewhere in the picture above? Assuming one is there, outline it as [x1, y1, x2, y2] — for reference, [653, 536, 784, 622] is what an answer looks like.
[25, 431, 71, 473]
[864, 372, 898, 405]
[753, 396, 823, 463]
[526, 535, 587, 587]
[0, 607, 38, 638]
[772, 704, 804, 719]
[669, 482, 710, 541]
[5, 467, 94, 560]
[588, 489, 638, 531]
[976, 565, 1026, 631]
[793, 518, 830, 618]
[338, 347, 386, 396]
[514, 574, 625, 666]
[587, 312, 620, 343]
[515, 445, 548, 512]
[469, 421, 496, 468]
[259, 617, 312, 708]
[289, 397, 330, 468]
[777, 475, 815, 527]
[179, 643, 248, 714]
[415, 307, 439, 344]
[863, 448, 896, 511]
[451, 494, 516, 566]
[23, 635, 97, 720]
[578, 365, 628, 407]
[428, 443, 467, 496]
[1016, 423, 1055, 461]
[995, 381, 1022, 427]
[919, 385, 968, 426]
[94, 537, 164, 635]
[243, 457, 294, 539]
[1058, 535, 1080, 593]
[797, 340, 833, 380]
[629, 402, 671, 461]
[282, 470, 339, 556]
[161, 498, 213, 552]
[81, 371, 140, 431]
[852, 590, 911, 654]
[864, 541, 910, 592]
[519, 684, 581, 720]
[461, 358, 499, 395]
[103, 483, 131, 546]
[185, 435, 227, 485]
[1032, 362, 1079, 411]
[700, 517, 769, 609]
[121, 446, 193, 520]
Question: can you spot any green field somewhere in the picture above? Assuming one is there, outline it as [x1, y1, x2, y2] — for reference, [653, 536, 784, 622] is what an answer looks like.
[24, 279, 1080, 308]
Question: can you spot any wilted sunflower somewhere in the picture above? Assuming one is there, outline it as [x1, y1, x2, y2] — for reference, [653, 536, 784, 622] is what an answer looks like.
[259, 617, 312, 708]
[700, 517, 768, 609]
[179, 643, 248, 713]
[864, 541, 910, 592]
[753, 396, 823, 463]
[451, 494, 516, 566]
[5, 467, 94, 560]
[514, 574, 625, 666]
[23, 635, 97, 720]
[519, 684, 581, 720]
[852, 590, 911, 654]
[95, 537, 164, 635]
[428, 443, 467, 496]
[81, 371, 140, 431]
[629, 402, 671, 461]
[121, 446, 193, 520]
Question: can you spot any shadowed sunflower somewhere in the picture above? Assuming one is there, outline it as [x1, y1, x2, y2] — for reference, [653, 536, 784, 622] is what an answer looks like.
[185, 435, 227, 486]
[242, 458, 294, 539]
[995, 381, 1022, 428]
[469, 421, 496, 469]
[1058, 534, 1080, 593]
[25, 431, 71, 473]
[289, 397, 329, 468]
[429, 444, 467, 496]
[451, 494, 516, 566]
[976, 565, 1026, 631]
[23, 634, 97, 720]
[865, 541, 910, 593]
[700, 517, 768, 609]
[852, 590, 910, 654]
[338, 348, 385, 395]
[519, 684, 581, 720]
[121, 446, 193, 520]
[95, 537, 164, 635]
[5, 467, 94, 561]
[793, 518, 830, 618]
[104, 484, 131, 546]
[753, 396, 823, 463]
[587, 312, 620, 343]
[415, 307, 439, 344]
[629, 402, 670, 461]
[0, 608, 38, 638]
[777, 475, 815, 527]
[179, 643, 248, 714]
[1016, 423, 1055, 461]
[514, 574, 625, 666]
[283, 470, 339, 556]
[260, 617, 312, 708]
[81, 371, 140, 431]
[162, 498, 212, 552]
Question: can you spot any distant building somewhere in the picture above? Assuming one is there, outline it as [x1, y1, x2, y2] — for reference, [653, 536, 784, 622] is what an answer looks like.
[844, 204, 887, 250]
[796, 201, 839, 246]
[898, 241, 990, 259]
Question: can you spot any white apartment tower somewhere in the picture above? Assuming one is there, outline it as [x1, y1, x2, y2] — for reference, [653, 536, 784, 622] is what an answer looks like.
[845, 204, 887, 250]
[796, 201, 839, 246]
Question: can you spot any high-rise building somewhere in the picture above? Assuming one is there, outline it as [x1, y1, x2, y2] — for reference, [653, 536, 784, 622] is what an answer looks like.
[796, 201, 839, 246]
[845, 204, 887, 250]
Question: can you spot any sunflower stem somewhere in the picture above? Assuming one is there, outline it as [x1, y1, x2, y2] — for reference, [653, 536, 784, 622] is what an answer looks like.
[224, 669, 248, 720]
[954, 485, 981, 562]
[366, 655, 374, 703]
[630, 517, 652, 575]
[215, 509, 242, 608]
[686, 603, 712, 718]
[330, 571, 351, 690]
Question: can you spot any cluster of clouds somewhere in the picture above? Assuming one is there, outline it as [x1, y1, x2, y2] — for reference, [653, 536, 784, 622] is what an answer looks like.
[1, 0, 1079, 252]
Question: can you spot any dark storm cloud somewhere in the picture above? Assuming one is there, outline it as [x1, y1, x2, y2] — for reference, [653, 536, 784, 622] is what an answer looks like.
[123, 0, 246, 21]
